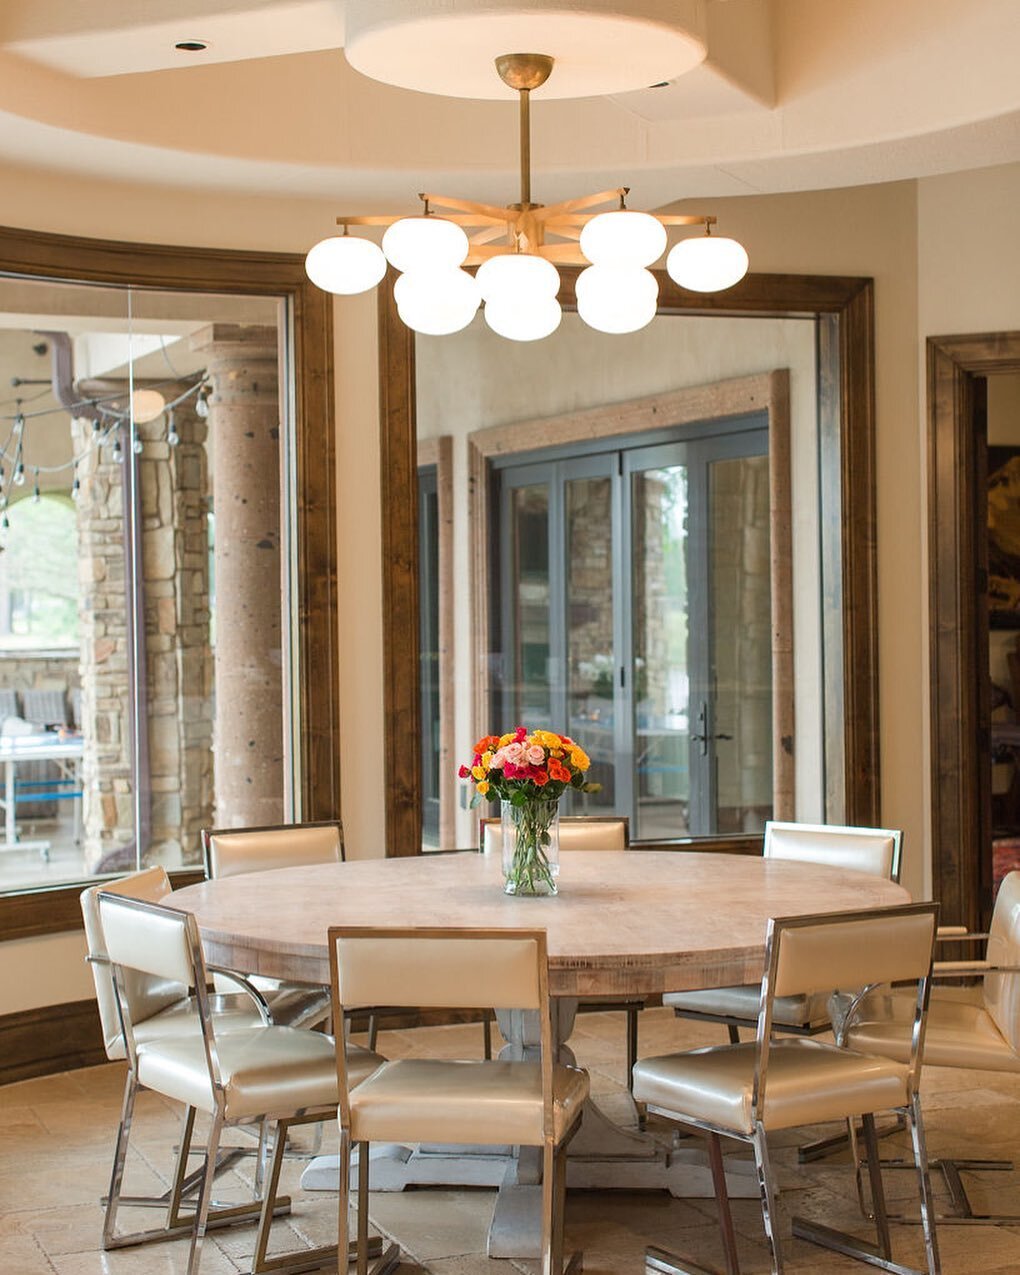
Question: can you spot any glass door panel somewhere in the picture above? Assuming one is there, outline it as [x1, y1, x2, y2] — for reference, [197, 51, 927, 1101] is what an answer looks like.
[505, 483, 551, 727]
[565, 474, 616, 812]
[630, 461, 691, 839]
[710, 454, 772, 833]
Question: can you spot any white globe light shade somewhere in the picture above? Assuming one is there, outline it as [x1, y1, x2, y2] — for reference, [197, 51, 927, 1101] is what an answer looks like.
[131, 388, 166, 423]
[575, 266, 659, 334]
[304, 235, 387, 295]
[666, 235, 749, 293]
[475, 253, 560, 303]
[382, 217, 469, 273]
[484, 295, 562, 342]
[394, 268, 481, 336]
[579, 210, 667, 268]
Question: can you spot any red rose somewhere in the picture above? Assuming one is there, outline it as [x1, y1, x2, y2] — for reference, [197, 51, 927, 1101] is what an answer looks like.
[458, 765, 471, 779]
[532, 769, 549, 787]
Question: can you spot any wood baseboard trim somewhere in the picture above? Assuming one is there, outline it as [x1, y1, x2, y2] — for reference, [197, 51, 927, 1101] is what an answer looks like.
[0, 997, 105, 1086]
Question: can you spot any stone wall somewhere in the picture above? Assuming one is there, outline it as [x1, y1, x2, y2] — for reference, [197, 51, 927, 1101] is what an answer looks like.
[0, 653, 79, 704]
[72, 402, 213, 872]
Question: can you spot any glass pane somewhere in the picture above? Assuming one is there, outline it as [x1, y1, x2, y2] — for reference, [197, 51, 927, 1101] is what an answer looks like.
[565, 475, 615, 812]
[632, 465, 689, 839]
[710, 454, 772, 833]
[0, 274, 292, 891]
[510, 485, 550, 727]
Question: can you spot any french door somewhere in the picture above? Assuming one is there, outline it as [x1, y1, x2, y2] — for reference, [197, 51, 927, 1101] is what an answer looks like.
[495, 416, 771, 840]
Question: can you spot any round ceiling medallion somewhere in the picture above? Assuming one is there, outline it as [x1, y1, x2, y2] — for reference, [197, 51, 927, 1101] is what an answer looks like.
[343, 0, 707, 100]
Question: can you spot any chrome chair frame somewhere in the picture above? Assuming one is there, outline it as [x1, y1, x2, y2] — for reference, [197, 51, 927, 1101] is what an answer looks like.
[99, 891, 380, 1275]
[640, 903, 941, 1275]
[839, 916, 1020, 1225]
[330, 925, 586, 1275]
[82, 868, 284, 1224]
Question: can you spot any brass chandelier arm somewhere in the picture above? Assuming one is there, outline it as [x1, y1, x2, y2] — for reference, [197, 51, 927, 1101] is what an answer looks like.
[530, 188, 628, 221]
[418, 192, 512, 221]
[336, 212, 506, 229]
[468, 224, 513, 247]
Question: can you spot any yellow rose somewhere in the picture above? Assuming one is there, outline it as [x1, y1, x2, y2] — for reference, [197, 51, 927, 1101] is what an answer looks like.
[476, 780, 489, 795]
[471, 764, 486, 781]
[499, 732, 515, 746]
[481, 751, 493, 767]
[569, 746, 590, 770]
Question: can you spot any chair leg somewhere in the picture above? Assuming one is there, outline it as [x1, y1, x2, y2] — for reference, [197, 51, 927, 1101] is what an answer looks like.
[542, 1141, 556, 1275]
[483, 1013, 493, 1060]
[751, 1123, 783, 1275]
[862, 1113, 893, 1261]
[727, 1024, 741, 1045]
[186, 1110, 225, 1275]
[102, 1068, 139, 1250]
[338, 1128, 351, 1271]
[908, 1096, 942, 1275]
[707, 1132, 741, 1275]
[358, 1140, 371, 1275]
[367, 1013, 379, 1052]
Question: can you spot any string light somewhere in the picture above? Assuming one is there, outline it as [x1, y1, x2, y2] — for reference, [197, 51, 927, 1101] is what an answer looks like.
[195, 385, 210, 419]
[132, 437, 144, 455]
[166, 410, 180, 448]
[32, 468, 40, 503]
[111, 433, 124, 465]
[13, 461, 25, 487]
[71, 466, 81, 502]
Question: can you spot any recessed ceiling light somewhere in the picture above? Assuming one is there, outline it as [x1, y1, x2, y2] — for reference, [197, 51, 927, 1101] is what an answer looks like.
[175, 39, 209, 53]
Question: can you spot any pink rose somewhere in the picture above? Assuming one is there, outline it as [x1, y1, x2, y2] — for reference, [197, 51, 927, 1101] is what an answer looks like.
[489, 749, 506, 769]
[503, 742, 525, 765]
[526, 745, 545, 766]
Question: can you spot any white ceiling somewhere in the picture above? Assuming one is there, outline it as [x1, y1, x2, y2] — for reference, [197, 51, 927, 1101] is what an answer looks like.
[0, 0, 1015, 206]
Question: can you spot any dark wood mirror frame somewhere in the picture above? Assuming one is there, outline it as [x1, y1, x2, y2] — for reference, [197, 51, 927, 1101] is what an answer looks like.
[928, 330, 1020, 929]
[0, 223, 337, 939]
[380, 267, 879, 854]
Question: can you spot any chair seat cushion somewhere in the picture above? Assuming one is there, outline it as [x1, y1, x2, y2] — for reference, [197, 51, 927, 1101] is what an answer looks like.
[847, 988, 1020, 1074]
[348, 1059, 589, 1146]
[632, 1040, 911, 1135]
[138, 1029, 381, 1119]
[664, 985, 831, 1028]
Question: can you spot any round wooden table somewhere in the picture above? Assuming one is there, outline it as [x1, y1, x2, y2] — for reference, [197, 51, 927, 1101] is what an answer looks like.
[173, 849, 909, 1258]
[172, 848, 909, 997]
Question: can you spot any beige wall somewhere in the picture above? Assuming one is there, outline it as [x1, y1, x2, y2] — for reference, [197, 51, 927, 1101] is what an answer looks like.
[3, 158, 1020, 1013]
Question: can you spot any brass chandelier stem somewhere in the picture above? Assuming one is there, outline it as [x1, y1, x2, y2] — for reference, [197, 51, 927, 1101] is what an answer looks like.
[519, 86, 531, 209]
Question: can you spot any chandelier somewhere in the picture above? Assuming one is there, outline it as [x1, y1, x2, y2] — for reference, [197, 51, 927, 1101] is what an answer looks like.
[304, 54, 749, 342]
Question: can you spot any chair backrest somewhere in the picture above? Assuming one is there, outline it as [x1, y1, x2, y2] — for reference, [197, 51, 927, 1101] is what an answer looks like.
[20, 688, 68, 727]
[81, 867, 182, 1059]
[755, 903, 937, 1117]
[0, 688, 19, 720]
[983, 870, 1020, 1053]
[329, 926, 552, 1131]
[764, 820, 902, 882]
[481, 815, 628, 855]
[203, 820, 344, 879]
[96, 893, 220, 1084]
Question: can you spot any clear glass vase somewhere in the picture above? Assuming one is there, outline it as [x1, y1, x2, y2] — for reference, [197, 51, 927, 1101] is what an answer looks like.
[501, 799, 559, 896]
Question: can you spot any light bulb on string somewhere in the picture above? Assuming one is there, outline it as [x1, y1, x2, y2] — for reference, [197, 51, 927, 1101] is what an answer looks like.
[166, 410, 180, 448]
[32, 468, 40, 503]
[195, 386, 210, 419]
[91, 416, 101, 434]
[132, 437, 144, 455]
[111, 434, 124, 465]
[1, 512, 8, 531]
[13, 461, 25, 487]
[71, 469, 81, 502]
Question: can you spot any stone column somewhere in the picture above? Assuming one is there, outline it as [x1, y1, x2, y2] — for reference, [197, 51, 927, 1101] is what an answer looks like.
[191, 324, 284, 828]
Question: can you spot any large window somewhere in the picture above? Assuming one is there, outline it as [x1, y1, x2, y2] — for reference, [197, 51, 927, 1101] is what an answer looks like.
[494, 415, 771, 839]
[0, 495, 78, 649]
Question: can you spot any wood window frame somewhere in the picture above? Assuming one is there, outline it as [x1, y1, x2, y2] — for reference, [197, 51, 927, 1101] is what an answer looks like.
[381, 268, 878, 854]
[0, 223, 338, 938]
[928, 330, 1020, 928]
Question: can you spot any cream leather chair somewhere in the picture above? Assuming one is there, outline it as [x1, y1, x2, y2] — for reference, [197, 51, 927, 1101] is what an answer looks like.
[330, 926, 590, 1275]
[666, 821, 903, 1042]
[202, 820, 345, 1030]
[97, 890, 387, 1275]
[82, 867, 282, 1227]
[482, 814, 643, 1085]
[636, 903, 941, 1275]
[840, 870, 1020, 1222]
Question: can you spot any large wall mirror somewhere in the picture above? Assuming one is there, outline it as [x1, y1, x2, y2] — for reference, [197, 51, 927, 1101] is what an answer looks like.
[0, 225, 335, 923]
[381, 268, 878, 855]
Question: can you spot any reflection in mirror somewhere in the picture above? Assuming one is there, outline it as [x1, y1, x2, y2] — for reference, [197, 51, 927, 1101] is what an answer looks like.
[0, 274, 294, 891]
[415, 312, 813, 850]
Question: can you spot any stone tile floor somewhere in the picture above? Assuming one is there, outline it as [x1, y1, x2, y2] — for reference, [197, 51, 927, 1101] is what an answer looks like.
[2, 1008, 1019, 1273]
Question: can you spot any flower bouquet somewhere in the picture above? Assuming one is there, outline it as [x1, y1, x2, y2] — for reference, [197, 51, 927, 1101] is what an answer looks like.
[459, 726, 598, 895]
